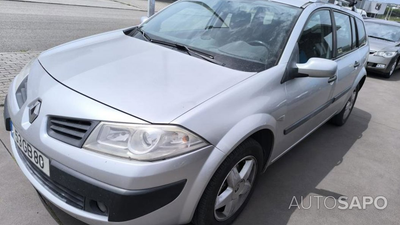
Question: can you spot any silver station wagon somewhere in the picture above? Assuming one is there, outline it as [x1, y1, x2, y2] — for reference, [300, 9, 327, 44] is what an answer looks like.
[4, 0, 368, 224]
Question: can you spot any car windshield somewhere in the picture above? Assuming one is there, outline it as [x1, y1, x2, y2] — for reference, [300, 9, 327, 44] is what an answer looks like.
[129, 0, 301, 72]
[365, 21, 400, 42]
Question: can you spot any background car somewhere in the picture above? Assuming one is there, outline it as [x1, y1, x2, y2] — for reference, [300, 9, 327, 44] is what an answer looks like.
[365, 18, 400, 78]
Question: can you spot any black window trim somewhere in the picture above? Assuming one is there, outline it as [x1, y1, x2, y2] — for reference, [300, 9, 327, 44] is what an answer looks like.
[329, 8, 338, 59]
[331, 10, 358, 59]
[295, 7, 364, 62]
[350, 16, 357, 50]
[281, 8, 364, 83]
[274, 6, 304, 68]
[354, 17, 367, 48]
[330, 10, 367, 60]
[296, 8, 336, 61]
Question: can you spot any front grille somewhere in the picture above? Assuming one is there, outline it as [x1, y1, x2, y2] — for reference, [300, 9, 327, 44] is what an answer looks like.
[16, 147, 84, 209]
[370, 51, 376, 55]
[47, 116, 99, 148]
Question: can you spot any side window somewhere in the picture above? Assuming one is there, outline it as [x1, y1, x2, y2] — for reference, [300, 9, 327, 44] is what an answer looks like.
[298, 10, 333, 63]
[355, 18, 367, 47]
[350, 17, 357, 49]
[334, 12, 352, 56]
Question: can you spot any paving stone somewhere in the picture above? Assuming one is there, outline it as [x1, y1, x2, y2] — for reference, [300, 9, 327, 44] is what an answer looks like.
[0, 51, 41, 105]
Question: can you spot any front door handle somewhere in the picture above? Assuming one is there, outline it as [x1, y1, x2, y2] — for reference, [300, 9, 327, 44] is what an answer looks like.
[328, 75, 337, 83]
[354, 61, 360, 68]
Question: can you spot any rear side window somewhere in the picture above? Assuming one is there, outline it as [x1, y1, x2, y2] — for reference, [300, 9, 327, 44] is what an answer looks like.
[355, 18, 367, 47]
[334, 12, 352, 56]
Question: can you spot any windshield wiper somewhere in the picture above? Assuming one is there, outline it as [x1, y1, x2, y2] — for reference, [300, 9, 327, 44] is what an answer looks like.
[178, 45, 225, 66]
[137, 27, 151, 42]
[205, 25, 225, 30]
[368, 35, 394, 42]
[137, 30, 224, 66]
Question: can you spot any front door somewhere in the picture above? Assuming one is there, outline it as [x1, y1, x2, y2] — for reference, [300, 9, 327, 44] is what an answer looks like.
[271, 9, 336, 161]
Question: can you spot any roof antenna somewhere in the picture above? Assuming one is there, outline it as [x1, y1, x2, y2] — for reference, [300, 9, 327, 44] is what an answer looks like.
[349, 0, 358, 12]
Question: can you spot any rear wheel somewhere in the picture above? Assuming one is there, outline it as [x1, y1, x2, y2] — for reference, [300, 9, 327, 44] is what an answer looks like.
[192, 139, 263, 225]
[330, 86, 359, 126]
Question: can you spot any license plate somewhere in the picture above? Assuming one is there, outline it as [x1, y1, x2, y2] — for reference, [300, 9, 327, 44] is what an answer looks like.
[12, 126, 50, 176]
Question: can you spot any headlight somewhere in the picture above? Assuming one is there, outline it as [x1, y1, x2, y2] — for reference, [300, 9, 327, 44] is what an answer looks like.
[14, 58, 35, 89]
[373, 51, 397, 58]
[14, 58, 36, 108]
[83, 122, 210, 161]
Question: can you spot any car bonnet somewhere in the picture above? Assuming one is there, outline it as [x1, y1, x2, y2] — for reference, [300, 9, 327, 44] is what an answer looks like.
[369, 37, 399, 52]
[38, 30, 256, 123]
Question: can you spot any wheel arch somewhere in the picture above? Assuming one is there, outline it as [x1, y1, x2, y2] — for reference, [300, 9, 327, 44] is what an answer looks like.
[190, 117, 276, 224]
[248, 129, 274, 171]
[354, 67, 367, 91]
[358, 75, 367, 91]
[214, 113, 277, 171]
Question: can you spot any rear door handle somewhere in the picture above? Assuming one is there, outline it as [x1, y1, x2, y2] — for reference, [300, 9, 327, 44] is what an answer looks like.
[354, 61, 360, 68]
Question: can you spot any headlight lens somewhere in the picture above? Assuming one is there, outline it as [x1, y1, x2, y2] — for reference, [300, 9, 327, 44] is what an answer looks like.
[14, 58, 36, 108]
[373, 51, 397, 58]
[14, 58, 35, 89]
[83, 122, 209, 161]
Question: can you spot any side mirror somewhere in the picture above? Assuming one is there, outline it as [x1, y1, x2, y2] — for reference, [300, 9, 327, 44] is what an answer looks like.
[140, 16, 149, 24]
[296, 58, 337, 78]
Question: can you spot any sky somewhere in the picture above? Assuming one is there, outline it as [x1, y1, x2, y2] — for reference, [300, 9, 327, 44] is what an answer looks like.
[374, 0, 400, 3]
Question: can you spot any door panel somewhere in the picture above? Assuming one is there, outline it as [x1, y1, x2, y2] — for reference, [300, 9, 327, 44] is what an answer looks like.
[274, 77, 335, 159]
[271, 10, 335, 160]
[330, 13, 365, 113]
[332, 12, 359, 100]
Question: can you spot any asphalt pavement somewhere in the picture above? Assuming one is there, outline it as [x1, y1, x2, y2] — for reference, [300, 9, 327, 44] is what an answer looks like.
[0, 0, 400, 225]
[0, 0, 148, 103]
[235, 72, 400, 225]
[0, 0, 147, 52]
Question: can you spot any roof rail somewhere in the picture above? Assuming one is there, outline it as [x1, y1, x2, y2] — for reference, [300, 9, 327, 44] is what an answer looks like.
[319, 0, 358, 12]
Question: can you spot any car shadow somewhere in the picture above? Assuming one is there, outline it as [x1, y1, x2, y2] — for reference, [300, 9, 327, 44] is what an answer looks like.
[234, 107, 372, 225]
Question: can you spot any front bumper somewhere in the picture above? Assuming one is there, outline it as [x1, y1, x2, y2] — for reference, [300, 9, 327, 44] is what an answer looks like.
[13, 143, 186, 222]
[5, 61, 226, 225]
[366, 54, 397, 74]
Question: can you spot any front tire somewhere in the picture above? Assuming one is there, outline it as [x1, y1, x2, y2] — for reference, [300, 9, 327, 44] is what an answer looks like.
[384, 57, 398, 78]
[192, 139, 263, 225]
[330, 86, 359, 126]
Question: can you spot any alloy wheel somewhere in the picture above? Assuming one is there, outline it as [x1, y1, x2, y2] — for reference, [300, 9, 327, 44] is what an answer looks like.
[214, 156, 257, 221]
[343, 90, 357, 120]
[389, 62, 396, 77]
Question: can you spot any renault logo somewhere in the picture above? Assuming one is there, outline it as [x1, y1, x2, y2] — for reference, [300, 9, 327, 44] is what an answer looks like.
[29, 100, 41, 123]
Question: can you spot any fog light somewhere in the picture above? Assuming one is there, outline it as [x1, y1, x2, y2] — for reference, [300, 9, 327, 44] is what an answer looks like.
[97, 201, 108, 213]
[376, 64, 386, 68]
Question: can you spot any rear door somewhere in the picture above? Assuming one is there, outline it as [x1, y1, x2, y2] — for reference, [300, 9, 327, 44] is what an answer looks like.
[330, 11, 362, 109]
